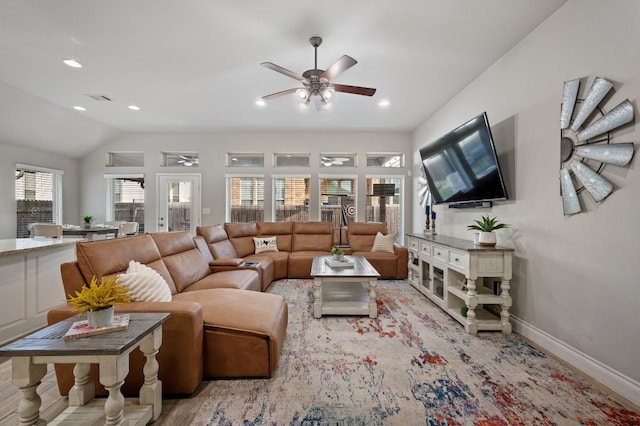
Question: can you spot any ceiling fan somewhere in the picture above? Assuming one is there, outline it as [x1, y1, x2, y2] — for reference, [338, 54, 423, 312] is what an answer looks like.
[261, 36, 376, 110]
[178, 155, 199, 167]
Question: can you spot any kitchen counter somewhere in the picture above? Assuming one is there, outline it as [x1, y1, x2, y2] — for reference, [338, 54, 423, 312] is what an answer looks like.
[0, 238, 81, 344]
[0, 237, 83, 257]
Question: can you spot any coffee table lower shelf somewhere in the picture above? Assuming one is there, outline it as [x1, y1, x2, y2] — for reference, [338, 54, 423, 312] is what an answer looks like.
[318, 281, 372, 316]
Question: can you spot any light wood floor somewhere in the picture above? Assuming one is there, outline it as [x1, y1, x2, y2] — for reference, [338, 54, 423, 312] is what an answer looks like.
[0, 359, 213, 425]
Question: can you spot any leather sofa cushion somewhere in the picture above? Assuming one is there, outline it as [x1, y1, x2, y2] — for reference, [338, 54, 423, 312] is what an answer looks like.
[196, 225, 238, 258]
[291, 222, 333, 252]
[75, 234, 179, 295]
[288, 251, 328, 278]
[176, 288, 288, 378]
[150, 231, 212, 293]
[347, 222, 389, 252]
[245, 252, 289, 281]
[225, 222, 258, 257]
[257, 222, 293, 252]
[175, 269, 261, 293]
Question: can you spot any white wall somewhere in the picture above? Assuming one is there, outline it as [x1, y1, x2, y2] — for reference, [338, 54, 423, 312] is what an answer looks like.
[79, 131, 412, 232]
[412, 0, 640, 403]
[0, 141, 80, 239]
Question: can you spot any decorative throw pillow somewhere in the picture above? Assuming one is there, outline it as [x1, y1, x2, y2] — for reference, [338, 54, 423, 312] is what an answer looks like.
[371, 232, 396, 253]
[116, 260, 172, 302]
[254, 236, 279, 254]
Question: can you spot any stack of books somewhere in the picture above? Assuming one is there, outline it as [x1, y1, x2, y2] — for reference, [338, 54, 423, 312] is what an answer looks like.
[63, 314, 130, 340]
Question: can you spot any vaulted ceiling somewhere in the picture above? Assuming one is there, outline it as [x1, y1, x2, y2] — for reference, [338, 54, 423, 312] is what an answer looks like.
[0, 0, 567, 157]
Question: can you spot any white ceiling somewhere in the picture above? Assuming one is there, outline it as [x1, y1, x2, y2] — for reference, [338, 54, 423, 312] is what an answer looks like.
[0, 0, 567, 158]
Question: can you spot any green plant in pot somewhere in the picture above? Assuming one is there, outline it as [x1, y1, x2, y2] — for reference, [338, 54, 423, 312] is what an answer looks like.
[467, 215, 508, 247]
[66, 276, 131, 327]
[331, 246, 345, 261]
[82, 215, 93, 229]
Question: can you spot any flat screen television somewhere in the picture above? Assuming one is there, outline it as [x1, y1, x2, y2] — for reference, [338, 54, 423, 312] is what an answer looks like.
[419, 112, 508, 207]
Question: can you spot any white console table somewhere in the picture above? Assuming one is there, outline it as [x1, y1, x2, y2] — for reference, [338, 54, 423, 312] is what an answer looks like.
[406, 233, 514, 334]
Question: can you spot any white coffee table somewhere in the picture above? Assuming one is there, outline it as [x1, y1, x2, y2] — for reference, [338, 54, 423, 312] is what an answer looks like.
[311, 256, 381, 318]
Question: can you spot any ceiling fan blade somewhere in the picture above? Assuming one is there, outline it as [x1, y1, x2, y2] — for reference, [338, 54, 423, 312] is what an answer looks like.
[569, 77, 613, 132]
[559, 168, 581, 215]
[577, 99, 634, 141]
[569, 160, 613, 202]
[260, 62, 306, 82]
[575, 142, 634, 167]
[262, 88, 299, 100]
[560, 79, 580, 129]
[319, 55, 357, 81]
[333, 84, 377, 96]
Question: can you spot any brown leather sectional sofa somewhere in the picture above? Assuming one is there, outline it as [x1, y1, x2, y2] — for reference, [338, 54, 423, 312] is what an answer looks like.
[47, 230, 288, 396]
[195, 221, 408, 285]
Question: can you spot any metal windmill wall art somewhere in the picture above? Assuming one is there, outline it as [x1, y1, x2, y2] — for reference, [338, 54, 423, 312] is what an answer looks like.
[559, 76, 636, 215]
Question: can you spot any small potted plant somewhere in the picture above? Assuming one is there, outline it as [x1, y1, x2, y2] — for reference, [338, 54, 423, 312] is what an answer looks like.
[331, 246, 345, 261]
[82, 215, 93, 229]
[467, 215, 508, 247]
[66, 276, 131, 327]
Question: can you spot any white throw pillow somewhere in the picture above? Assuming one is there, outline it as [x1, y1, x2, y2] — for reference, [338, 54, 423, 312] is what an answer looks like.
[116, 260, 172, 302]
[254, 236, 279, 254]
[371, 232, 395, 253]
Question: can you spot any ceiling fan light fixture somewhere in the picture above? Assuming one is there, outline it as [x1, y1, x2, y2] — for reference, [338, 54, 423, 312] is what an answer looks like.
[296, 88, 310, 103]
[322, 87, 335, 102]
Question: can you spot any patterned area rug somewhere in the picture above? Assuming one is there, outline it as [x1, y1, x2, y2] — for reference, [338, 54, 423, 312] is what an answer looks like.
[193, 279, 639, 425]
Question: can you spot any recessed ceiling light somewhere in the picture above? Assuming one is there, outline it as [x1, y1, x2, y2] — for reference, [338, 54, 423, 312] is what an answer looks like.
[378, 100, 390, 108]
[63, 58, 83, 68]
[73, 106, 86, 111]
[255, 99, 266, 107]
[128, 105, 140, 111]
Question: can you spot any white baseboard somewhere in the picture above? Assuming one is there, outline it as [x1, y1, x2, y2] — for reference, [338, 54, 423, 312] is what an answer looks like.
[512, 315, 640, 407]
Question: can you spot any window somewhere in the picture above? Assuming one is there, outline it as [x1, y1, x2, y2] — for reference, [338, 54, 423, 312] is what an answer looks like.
[366, 176, 403, 241]
[105, 174, 145, 233]
[15, 164, 63, 237]
[227, 153, 264, 167]
[163, 152, 199, 167]
[274, 153, 310, 167]
[319, 176, 356, 231]
[320, 153, 357, 168]
[273, 176, 310, 222]
[366, 153, 404, 168]
[227, 176, 265, 222]
[106, 152, 144, 167]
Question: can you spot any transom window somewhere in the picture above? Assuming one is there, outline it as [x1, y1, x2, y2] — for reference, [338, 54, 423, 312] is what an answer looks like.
[163, 152, 199, 167]
[366, 153, 404, 168]
[320, 153, 357, 168]
[227, 153, 264, 167]
[274, 153, 310, 167]
[106, 152, 144, 167]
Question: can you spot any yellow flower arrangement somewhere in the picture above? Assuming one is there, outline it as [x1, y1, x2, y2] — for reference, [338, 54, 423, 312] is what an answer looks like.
[66, 275, 131, 313]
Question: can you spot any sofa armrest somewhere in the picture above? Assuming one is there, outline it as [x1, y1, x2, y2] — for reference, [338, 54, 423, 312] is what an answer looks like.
[394, 244, 409, 279]
[211, 258, 244, 266]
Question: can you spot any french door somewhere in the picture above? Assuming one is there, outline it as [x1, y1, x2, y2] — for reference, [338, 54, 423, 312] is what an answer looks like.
[156, 174, 201, 234]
